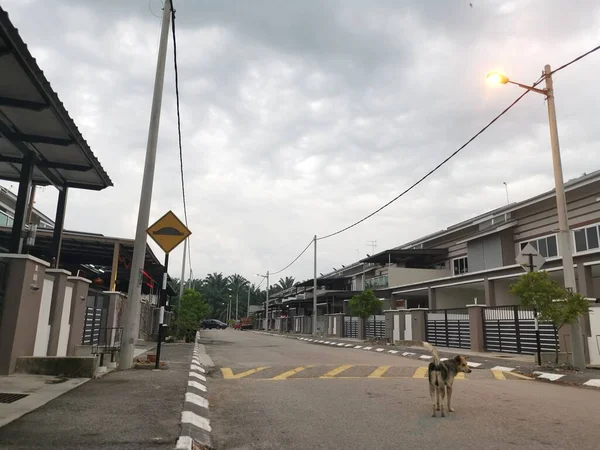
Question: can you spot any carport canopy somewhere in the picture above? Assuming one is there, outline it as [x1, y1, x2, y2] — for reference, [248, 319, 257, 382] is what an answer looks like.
[0, 6, 112, 260]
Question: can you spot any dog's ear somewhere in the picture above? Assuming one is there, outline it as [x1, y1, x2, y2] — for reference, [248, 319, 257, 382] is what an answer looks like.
[453, 355, 462, 363]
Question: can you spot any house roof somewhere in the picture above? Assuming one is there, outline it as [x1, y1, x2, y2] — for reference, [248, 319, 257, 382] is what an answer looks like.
[359, 248, 448, 265]
[0, 6, 112, 190]
[398, 169, 600, 249]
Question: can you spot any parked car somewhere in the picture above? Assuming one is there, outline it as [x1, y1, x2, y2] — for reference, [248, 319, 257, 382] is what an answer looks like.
[201, 319, 227, 330]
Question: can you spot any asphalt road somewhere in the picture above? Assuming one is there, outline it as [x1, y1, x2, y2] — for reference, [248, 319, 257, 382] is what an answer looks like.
[205, 330, 600, 450]
[0, 343, 193, 450]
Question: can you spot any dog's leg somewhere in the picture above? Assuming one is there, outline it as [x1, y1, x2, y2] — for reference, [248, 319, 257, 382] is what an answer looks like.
[439, 387, 446, 417]
[447, 384, 455, 412]
[429, 384, 437, 417]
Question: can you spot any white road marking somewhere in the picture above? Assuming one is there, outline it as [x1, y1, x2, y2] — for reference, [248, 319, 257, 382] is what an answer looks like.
[175, 436, 193, 449]
[354, 345, 363, 349]
[376, 348, 384, 352]
[191, 364, 206, 373]
[402, 352, 416, 357]
[533, 371, 565, 381]
[181, 411, 212, 432]
[363, 347, 373, 350]
[490, 366, 515, 372]
[185, 392, 209, 409]
[440, 358, 449, 362]
[583, 379, 600, 388]
[388, 350, 399, 354]
[419, 355, 433, 360]
[190, 371, 207, 382]
[188, 380, 207, 392]
[324, 341, 331, 344]
[337, 343, 345, 346]
[467, 362, 482, 368]
[345, 344, 354, 347]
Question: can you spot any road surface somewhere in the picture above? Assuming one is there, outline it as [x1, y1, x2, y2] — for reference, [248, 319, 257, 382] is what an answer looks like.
[205, 330, 600, 450]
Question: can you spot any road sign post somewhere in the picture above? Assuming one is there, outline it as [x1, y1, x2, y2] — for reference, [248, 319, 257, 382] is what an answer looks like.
[146, 211, 191, 369]
[515, 243, 546, 366]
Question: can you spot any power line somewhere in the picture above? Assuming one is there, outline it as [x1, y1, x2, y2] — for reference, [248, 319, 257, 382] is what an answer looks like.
[550, 44, 600, 75]
[317, 76, 545, 241]
[269, 238, 314, 276]
[170, 1, 193, 278]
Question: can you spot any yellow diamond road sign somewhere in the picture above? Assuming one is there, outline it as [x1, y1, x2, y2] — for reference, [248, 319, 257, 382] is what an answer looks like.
[146, 210, 191, 254]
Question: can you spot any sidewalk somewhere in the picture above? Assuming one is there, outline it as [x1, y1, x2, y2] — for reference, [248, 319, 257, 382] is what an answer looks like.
[256, 331, 600, 389]
[0, 343, 194, 450]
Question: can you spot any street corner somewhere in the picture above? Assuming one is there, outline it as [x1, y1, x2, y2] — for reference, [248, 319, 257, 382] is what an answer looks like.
[176, 332, 213, 450]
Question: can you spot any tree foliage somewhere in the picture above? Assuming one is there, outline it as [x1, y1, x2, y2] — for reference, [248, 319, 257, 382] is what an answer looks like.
[173, 289, 210, 341]
[348, 290, 381, 319]
[509, 271, 590, 363]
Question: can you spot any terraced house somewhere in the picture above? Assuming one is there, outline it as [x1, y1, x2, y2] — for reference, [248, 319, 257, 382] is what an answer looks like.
[313, 170, 600, 364]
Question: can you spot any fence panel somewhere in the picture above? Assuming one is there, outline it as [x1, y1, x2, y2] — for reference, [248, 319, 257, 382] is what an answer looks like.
[366, 315, 385, 339]
[482, 305, 559, 355]
[344, 316, 359, 338]
[426, 308, 471, 349]
[82, 307, 103, 345]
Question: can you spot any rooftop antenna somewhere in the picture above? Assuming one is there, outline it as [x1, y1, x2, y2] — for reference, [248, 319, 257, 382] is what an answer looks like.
[367, 240, 377, 254]
[503, 182, 510, 205]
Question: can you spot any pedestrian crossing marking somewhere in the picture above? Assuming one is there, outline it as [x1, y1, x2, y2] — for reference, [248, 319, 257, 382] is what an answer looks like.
[221, 367, 270, 379]
[491, 370, 506, 380]
[368, 366, 391, 378]
[272, 366, 314, 380]
[320, 365, 354, 378]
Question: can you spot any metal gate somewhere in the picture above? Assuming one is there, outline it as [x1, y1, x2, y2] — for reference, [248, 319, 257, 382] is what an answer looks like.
[82, 291, 108, 345]
[426, 308, 471, 349]
[366, 315, 385, 339]
[344, 316, 359, 338]
[482, 305, 558, 354]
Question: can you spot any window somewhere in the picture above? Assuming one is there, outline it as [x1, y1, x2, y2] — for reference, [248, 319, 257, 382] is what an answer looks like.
[364, 275, 388, 289]
[573, 224, 600, 253]
[452, 257, 468, 275]
[520, 235, 558, 258]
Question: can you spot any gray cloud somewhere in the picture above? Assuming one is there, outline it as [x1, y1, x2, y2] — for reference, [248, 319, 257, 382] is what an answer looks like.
[2, 0, 600, 284]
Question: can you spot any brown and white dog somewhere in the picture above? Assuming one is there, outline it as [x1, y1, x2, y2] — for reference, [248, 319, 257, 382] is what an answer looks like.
[423, 342, 472, 417]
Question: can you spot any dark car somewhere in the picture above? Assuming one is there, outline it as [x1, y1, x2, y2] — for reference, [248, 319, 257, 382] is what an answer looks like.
[201, 319, 227, 330]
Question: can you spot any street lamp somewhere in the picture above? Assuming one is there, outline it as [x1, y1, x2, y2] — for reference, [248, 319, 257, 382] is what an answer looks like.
[486, 65, 586, 369]
[257, 272, 269, 330]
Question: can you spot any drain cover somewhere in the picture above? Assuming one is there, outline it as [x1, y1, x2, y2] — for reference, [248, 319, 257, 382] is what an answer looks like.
[0, 393, 29, 404]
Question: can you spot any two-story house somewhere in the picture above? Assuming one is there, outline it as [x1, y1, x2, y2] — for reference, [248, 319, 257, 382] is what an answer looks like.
[375, 170, 600, 310]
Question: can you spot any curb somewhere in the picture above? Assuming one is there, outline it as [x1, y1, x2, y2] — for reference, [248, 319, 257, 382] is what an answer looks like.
[253, 331, 600, 389]
[175, 332, 213, 450]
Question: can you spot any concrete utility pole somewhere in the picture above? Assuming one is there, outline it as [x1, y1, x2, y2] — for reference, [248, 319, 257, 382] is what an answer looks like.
[119, 0, 172, 370]
[544, 64, 586, 369]
[179, 239, 187, 299]
[313, 235, 317, 334]
[247, 286, 251, 317]
[265, 271, 270, 330]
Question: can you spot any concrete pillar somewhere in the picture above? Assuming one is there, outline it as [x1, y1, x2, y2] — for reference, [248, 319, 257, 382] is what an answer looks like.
[66, 276, 92, 356]
[467, 304, 485, 352]
[484, 278, 496, 306]
[427, 288, 437, 310]
[342, 300, 350, 315]
[0, 254, 50, 375]
[103, 291, 126, 347]
[46, 269, 72, 356]
[408, 308, 427, 342]
[334, 314, 344, 338]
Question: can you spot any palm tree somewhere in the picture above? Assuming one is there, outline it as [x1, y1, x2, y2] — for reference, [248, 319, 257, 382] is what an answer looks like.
[229, 274, 249, 320]
[276, 276, 295, 291]
[201, 272, 230, 320]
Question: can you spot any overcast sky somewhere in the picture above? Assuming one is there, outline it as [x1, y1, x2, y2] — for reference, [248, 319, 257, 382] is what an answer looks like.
[2, 0, 600, 285]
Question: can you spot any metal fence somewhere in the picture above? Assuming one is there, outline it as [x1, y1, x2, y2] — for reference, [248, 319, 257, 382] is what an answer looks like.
[482, 305, 558, 355]
[366, 315, 385, 339]
[426, 308, 471, 349]
[82, 306, 104, 345]
[344, 316, 359, 338]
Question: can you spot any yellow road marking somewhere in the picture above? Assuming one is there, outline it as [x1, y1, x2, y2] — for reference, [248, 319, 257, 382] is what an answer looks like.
[413, 367, 428, 378]
[491, 370, 506, 380]
[272, 366, 314, 380]
[221, 367, 270, 379]
[368, 366, 391, 378]
[319, 365, 353, 378]
[455, 372, 466, 379]
[505, 371, 534, 380]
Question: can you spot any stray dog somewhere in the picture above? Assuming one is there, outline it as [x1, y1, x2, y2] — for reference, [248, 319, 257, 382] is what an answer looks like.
[423, 342, 471, 417]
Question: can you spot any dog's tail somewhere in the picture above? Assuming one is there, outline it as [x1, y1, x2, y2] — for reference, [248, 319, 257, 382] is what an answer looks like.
[422, 341, 439, 366]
